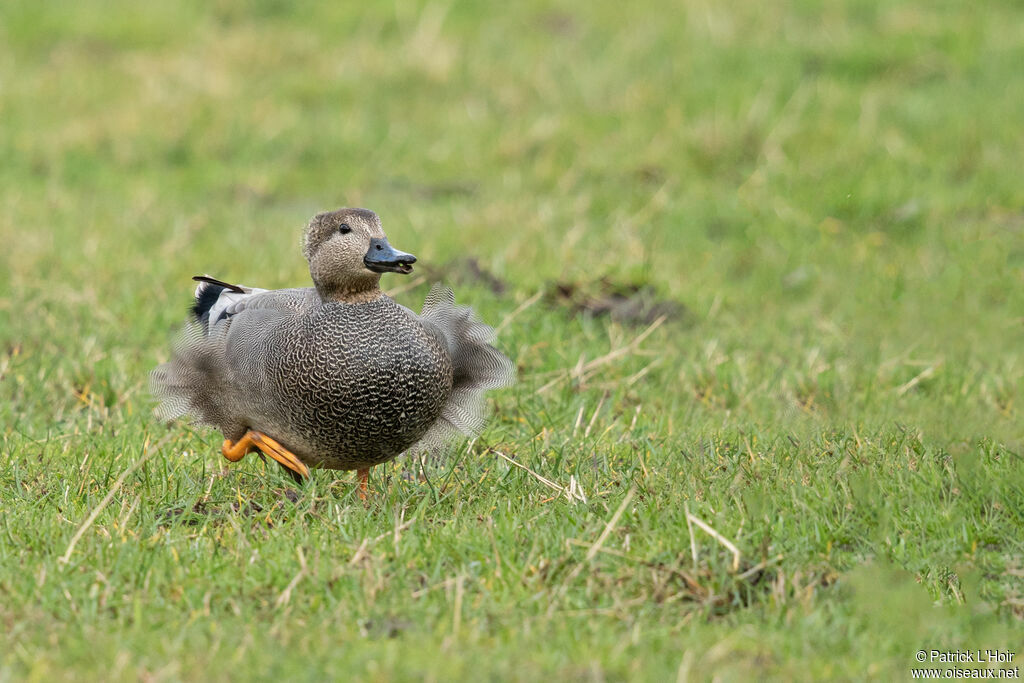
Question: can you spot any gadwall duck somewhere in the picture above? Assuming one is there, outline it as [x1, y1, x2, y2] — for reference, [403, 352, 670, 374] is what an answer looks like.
[152, 208, 515, 496]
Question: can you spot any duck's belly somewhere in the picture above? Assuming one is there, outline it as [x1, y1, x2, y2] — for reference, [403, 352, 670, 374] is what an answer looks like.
[255, 301, 454, 470]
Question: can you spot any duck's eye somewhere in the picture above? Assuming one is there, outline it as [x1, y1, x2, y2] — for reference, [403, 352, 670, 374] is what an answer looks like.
[338, 223, 352, 235]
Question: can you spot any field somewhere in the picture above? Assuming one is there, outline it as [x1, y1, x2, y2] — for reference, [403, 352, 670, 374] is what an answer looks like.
[1, 0, 1023, 680]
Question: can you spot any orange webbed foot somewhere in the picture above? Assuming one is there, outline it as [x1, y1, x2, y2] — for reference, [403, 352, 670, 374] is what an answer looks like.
[221, 430, 310, 478]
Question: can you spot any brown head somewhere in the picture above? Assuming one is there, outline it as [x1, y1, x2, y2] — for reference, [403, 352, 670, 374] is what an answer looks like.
[303, 208, 417, 302]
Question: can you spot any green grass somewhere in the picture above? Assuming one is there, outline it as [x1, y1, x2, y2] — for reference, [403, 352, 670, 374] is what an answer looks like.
[2, 0, 1023, 680]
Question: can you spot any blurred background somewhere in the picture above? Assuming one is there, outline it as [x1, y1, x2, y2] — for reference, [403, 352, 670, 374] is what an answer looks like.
[2, 0, 1021, 439]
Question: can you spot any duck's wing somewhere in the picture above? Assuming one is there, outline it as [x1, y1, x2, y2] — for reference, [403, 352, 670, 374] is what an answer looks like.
[409, 284, 516, 452]
[151, 277, 316, 427]
[191, 275, 315, 335]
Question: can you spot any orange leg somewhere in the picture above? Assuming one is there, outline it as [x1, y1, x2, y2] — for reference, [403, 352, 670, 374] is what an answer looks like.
[358, 468, 370, 501]
[221, 430, 310, 478]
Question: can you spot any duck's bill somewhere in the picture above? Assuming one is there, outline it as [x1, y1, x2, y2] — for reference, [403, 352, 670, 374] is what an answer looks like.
[365, 260, 415, 274]
[364, 238, 417, 275]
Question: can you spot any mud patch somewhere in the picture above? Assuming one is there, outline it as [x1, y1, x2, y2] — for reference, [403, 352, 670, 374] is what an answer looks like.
[422, 257, 508, 295]
[550, 277, 689, 326]
[231, 500, 265, 516]
[159, 502, 211, 527]
[360, 617, 413, 639]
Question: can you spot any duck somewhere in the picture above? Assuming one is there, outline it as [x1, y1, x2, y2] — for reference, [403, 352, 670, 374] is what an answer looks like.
[151, 208, 515, 496]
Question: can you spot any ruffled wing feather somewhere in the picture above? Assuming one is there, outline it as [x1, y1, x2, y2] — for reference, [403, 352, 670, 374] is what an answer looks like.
[410, 284, 516, 453]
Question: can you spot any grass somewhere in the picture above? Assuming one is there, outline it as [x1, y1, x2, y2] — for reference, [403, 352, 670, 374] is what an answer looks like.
[1, 0, 1022, 679]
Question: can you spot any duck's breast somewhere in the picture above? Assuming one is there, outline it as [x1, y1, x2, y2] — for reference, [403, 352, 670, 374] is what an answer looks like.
[264, 296, 454, 468]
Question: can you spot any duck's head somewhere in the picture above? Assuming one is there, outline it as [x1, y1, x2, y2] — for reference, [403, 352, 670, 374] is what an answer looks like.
[303, 208, 417, 301]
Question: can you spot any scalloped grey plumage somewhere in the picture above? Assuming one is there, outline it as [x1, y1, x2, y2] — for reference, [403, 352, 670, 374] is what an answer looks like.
[150, 209, 515, 471]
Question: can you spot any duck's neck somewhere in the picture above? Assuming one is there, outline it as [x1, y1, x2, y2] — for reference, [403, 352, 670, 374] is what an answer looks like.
[317, 284, 385, 304]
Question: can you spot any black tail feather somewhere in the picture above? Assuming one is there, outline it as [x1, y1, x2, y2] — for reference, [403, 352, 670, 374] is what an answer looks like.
[191, 275, 245, 325]
[191, 275, 245, 293]
[192, 282, 226, 324]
